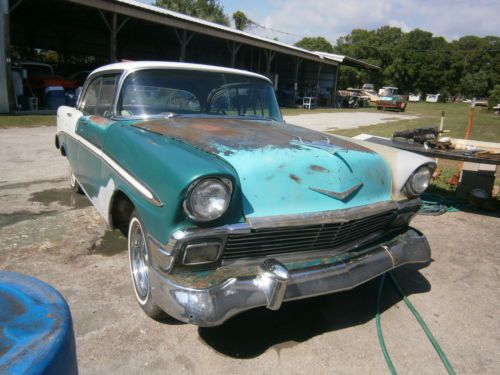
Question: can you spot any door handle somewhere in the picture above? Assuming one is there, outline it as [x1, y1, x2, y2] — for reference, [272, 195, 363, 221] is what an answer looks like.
[66, 112, 72, 117]
[80, 118, 88, 125]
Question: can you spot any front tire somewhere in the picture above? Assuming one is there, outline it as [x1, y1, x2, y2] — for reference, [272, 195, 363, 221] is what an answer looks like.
[128, 211, 167, 320]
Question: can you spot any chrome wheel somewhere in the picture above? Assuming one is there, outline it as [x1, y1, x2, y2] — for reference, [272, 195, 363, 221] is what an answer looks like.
[129, 217, 149, 304]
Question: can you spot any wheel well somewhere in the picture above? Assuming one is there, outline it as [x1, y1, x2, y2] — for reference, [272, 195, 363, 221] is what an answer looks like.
[110, 191, 135, 236]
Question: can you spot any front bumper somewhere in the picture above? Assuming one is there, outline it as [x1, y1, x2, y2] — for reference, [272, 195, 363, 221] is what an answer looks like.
[150, 227, 430, 326]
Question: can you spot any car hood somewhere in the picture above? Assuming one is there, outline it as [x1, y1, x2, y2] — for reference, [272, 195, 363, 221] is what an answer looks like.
[132, 118, 392, 218]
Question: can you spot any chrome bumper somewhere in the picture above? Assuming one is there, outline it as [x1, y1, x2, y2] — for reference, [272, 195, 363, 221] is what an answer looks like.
[150, 227, 430, 326]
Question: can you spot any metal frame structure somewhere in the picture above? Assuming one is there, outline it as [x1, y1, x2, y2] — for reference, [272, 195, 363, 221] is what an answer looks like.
[1, 0, 380, 113]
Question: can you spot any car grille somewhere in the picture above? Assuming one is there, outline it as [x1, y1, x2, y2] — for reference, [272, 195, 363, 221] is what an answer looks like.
[222, 210, 396, 260]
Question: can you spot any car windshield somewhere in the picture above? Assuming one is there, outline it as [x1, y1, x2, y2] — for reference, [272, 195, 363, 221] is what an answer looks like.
[117, 69, 282, 121]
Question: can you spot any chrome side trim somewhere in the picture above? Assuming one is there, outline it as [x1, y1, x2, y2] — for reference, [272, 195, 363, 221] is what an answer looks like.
[60, 131, 162, 206]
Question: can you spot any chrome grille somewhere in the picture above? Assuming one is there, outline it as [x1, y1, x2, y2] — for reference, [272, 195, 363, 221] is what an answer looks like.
[223, 210, 396, 260]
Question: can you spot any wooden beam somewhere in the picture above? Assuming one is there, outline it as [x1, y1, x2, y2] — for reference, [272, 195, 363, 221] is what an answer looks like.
[264, 50, 275, 75]
[65, 0, 339, 67]
[226, 41, 241, 67]
[174, 28, 194, 62]
[9, 0, 23, 13]
[99, 11, 129, 62]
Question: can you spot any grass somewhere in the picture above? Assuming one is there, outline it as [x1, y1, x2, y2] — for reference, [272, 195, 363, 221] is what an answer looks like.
[0, 115, 56, 128]
[329, 102, 500, 143]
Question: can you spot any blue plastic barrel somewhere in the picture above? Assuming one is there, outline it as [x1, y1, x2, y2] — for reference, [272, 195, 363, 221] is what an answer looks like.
[0, 271, 78, 375]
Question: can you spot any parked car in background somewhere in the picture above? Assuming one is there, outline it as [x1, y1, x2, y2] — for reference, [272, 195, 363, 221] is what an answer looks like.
[362, 83, 374, 91]
[376, 87, 407, 111]
[56, 61, 434, 326]
[408, 93, 421, 102]
[425, 94, 441, 103]
[68, 70, 92, 87]
[378, 86, 398, 97]
[20, 61, 78, 109]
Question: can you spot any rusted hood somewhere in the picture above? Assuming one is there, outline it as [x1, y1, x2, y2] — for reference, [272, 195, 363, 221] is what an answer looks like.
[132, 117, 374, 154]
[132, 118, 392, 217]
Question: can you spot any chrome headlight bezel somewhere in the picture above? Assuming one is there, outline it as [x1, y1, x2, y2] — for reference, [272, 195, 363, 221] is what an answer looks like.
[183, 177, 233, 223]
[404, 164, 435, 197]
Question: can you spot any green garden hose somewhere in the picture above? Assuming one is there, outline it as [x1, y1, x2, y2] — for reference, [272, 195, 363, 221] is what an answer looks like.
[419, 193, 462, 215]
[376, 271, 456, 375]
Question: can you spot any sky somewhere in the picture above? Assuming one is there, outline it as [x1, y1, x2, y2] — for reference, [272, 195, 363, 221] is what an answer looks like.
[136, 0, 500, 45]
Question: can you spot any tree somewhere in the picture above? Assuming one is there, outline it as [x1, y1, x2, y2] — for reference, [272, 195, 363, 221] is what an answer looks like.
[154, 0, 229, 26]
[333, 26, 498, 97]
[233, 10, 251, 31]
[488, 85, 500, 109]
[294, 37, 334, 53]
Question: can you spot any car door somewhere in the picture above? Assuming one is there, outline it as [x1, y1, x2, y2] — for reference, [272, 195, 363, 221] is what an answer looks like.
[76, 74, 120, 198]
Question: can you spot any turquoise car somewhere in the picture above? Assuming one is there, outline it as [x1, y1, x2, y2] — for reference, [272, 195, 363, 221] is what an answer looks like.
[56, 62, 435, 326]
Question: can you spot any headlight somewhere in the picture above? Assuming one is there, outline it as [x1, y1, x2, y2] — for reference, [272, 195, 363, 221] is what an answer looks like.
[183, 177, 232, 222]
[404, 166, 433, 197]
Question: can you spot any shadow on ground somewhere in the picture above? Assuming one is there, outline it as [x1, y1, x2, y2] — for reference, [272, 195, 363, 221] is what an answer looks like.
[198, 263, 431, 358]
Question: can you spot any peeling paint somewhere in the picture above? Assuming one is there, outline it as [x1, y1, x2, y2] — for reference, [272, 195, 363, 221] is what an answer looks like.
[289, 174, 301, 184]
[309, 165, 330, 173]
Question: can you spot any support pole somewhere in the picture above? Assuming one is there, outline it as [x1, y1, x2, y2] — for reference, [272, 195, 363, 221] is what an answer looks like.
[174, 29, 194, 62]
[0, 0, 12, 113]
[315, 62, 322, 97]
[264, 50, 275, 76]
[332, 64, 339, 107]
[226, 41, 241, 68]
[293, 57, 302, 102]
[99, 11, 129, 62]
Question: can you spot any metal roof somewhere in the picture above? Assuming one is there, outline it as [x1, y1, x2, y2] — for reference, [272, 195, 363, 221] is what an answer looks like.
[66, 0, 379, 70]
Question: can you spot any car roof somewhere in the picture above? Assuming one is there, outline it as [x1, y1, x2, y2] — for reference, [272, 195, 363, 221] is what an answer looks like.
[90, 61, 272, 83]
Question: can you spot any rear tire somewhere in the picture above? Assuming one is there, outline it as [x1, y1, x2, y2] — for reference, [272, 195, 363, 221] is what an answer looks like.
[69, 167, 83, 194]
[128, 210, 167, 321]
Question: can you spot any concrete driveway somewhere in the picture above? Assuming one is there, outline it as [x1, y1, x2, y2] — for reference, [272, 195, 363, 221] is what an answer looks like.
[283, 112, 418, 131]
[0, 126, 499, 375]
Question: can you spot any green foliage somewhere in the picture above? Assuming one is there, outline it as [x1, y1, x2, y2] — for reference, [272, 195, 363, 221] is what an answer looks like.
[154, 0, 229, 26]
[334, 27, 499, 98]
[294, 37, 334, 53]
[233, 10, 251, 31]
[489, 85, 500, 109]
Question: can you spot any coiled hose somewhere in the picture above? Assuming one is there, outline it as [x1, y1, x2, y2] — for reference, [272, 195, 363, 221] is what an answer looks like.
[376, 271, 456, 375]
[418, 193, 462, 216]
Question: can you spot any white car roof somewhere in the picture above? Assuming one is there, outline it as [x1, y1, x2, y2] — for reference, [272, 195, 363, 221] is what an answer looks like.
[90, 61, 272, 83]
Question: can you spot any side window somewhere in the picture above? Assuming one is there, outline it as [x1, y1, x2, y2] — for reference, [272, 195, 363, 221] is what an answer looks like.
[81, 78, 101, 115]
[81, 75, 118, 116]
[96, 76, 118, 116]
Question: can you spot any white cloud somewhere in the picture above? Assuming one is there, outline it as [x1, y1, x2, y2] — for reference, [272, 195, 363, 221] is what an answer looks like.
[249, 0, 500, 44]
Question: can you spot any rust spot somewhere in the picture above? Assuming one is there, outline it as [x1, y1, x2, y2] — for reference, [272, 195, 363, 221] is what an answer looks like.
[289, 174, 301, 184]
[47, 313, 53, 318]
[89, 116, 114, 126]
[131, 117, 374, 155]
[309, 165, 330, 173]
[223, 150, 234, 156]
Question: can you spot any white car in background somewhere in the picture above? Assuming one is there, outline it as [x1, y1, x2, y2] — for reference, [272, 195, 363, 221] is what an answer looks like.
[408, 93, 421, 102]
[426, 94, 441, 103]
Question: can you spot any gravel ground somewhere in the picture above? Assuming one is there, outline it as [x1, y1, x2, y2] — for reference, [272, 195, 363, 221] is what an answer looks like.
[283, 112, 418, 132]
[0, 126, 499, 375]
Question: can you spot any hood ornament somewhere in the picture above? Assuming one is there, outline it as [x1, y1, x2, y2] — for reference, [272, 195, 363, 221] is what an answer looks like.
[309, 182, 363, 201]
[293, 136, 347, 155]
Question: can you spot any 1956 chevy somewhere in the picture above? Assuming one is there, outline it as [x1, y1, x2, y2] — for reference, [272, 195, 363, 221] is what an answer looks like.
[55, 61, 435, 326]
